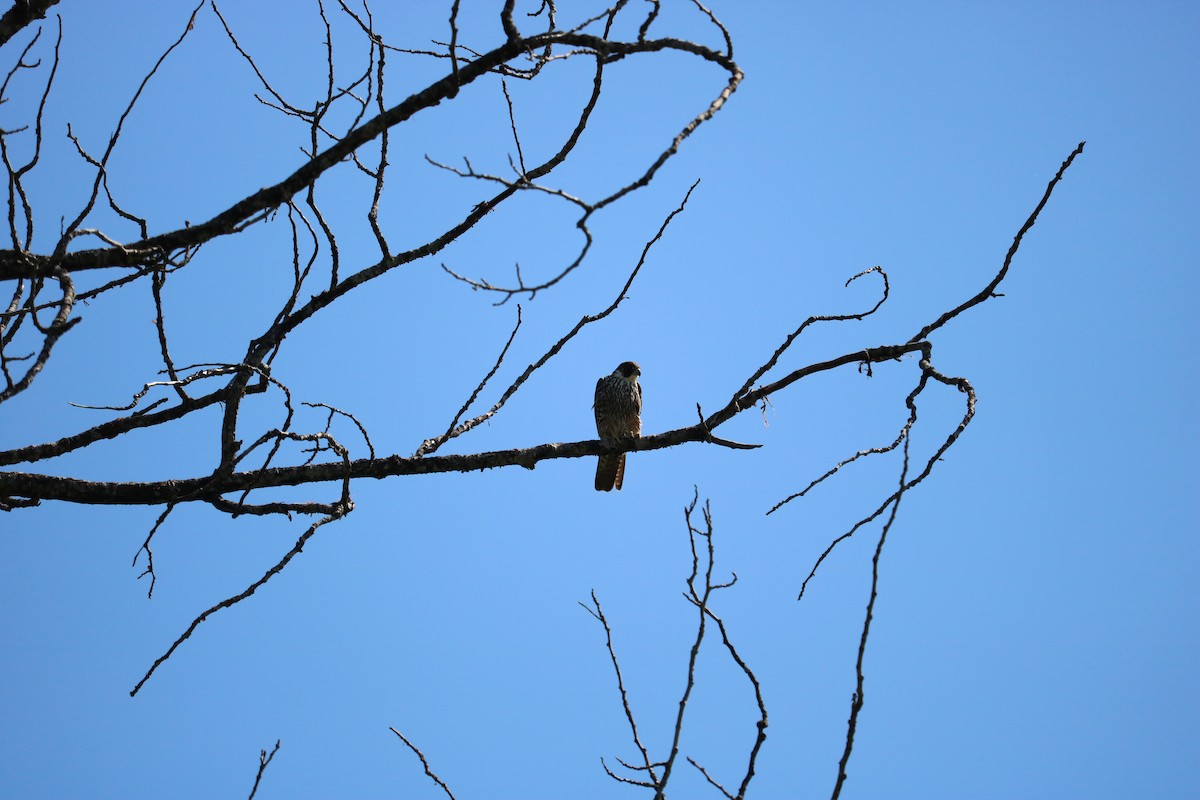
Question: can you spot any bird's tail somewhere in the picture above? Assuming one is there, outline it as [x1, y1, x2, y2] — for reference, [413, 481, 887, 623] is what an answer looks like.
[594, 453, 626, 492]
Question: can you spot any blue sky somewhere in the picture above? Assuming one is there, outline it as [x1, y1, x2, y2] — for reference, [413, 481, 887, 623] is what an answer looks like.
[1, 1, 1196, 798]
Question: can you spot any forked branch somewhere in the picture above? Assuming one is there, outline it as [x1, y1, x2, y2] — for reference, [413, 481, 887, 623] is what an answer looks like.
[586, 490, 766, 798]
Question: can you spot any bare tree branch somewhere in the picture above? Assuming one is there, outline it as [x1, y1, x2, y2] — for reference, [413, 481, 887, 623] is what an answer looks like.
[0, 24, 740, 282]
[389, 727, 458, 800]
[0, 0, 60, 49]
[582, 590, 658, 785]
[246, 739, 281, 800]
[132, 503, 174, 599]
[829, 438, 909, 800]
[1, 342, 924, 507]
[910, 140, 1086, 344]
[415, 304, 524, 457]
[796, 361, 976, 599]
[0, 6, 1086, 792]
[130, 431, 353, 696]
[588, 489, 766, 797]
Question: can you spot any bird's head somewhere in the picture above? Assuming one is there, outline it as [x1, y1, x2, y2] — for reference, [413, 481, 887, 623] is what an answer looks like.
[615, 361, 641, 382]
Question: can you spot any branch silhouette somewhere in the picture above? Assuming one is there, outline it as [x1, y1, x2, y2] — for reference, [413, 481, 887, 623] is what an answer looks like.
[0, 1, 1086, 793]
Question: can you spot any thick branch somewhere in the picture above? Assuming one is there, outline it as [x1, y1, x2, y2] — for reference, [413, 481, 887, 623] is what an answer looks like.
[0, 382, 262, 467]
[0, 343, 923, 506]
[0, 32, 738, 282]
[0, 0, 59, 49]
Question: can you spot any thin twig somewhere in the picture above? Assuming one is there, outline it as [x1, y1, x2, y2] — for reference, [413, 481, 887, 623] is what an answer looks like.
[416, 304, 523, 457]
[246, 739, 281, 800]
[581, 590, 658, 782]
[910, 141, 1086, 343]
[390, 727, 458, 799]
[829, 437, 909, 800]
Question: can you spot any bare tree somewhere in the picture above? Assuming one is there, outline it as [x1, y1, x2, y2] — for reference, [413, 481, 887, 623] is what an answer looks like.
[0, 1, 1083, 796]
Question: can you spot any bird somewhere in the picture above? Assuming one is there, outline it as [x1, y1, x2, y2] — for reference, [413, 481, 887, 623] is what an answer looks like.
[593, 361, 642, 491]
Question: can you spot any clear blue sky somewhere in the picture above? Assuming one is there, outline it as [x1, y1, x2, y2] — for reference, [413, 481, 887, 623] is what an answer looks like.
[1, 1, 1196, 798]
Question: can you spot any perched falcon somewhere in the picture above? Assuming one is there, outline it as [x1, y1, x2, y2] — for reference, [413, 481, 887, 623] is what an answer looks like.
[593, 361, 642, 492]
